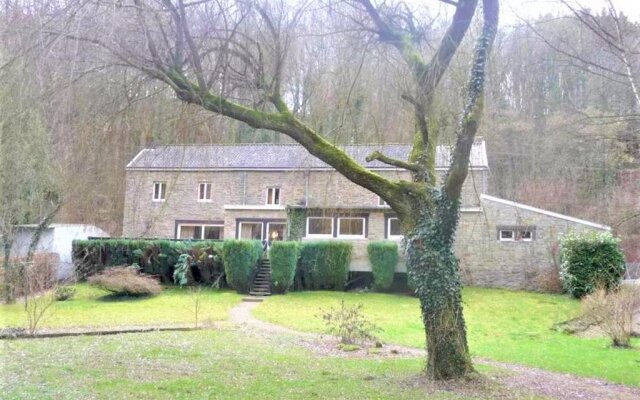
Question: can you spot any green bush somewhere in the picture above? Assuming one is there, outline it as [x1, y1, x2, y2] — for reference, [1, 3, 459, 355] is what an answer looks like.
[367, 241, 398, 291]
[560, 230, 626, 298]
[270, 241, 299, 294]
[298, 241, 352, 290]
[222, 240, 264, 294]
[72, 239, 223, 284]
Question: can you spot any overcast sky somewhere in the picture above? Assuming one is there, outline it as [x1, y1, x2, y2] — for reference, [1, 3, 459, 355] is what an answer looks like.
[501, 0, 640, 24]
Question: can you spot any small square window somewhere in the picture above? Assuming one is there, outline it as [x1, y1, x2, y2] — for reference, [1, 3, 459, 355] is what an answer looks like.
[518, 230, 533, 241]
[499, 230, 514, 241]
[378, 196, 389, 207]
[198, 183, 212, 201]
[266, 187, 280, 205]
[153, 182, 166, 201]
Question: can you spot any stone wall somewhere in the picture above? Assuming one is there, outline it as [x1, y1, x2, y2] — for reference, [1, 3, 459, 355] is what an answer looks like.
[454, 196, 609, 290]
[123, 167, 488, 237]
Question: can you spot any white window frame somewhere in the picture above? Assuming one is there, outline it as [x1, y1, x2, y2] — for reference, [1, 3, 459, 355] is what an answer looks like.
[238, 221, 264, 240]
[387, 217, 403, 240]
[198, 182, 212, 202]
[266, 187, 281, 205]
[499, 229, 515, 242]
[519, 230, 533, 242]
[378, 196, 389, 207]
[336, 217, 366, 239]
[152, 182, 166, 202]
[177, 223, 224, 240]
[306, 217, 334, 238]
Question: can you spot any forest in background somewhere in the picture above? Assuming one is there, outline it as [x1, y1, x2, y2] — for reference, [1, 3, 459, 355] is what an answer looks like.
[0, 0, 638, 261]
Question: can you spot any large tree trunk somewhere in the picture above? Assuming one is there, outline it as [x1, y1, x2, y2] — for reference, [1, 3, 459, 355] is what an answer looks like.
[406, 195, 471, 379]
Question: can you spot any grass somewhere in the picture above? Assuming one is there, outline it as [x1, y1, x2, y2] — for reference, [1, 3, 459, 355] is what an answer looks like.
[0, 329, 536, 400]
[0, 284, 243, 329]
[252, 288, 640, 387]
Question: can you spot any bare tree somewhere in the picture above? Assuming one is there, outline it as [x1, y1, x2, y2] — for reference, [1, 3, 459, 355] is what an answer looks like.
[55, 0, 498, 379]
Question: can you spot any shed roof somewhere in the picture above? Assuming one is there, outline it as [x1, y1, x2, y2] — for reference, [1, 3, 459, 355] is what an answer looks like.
[126, 140, 488, 171]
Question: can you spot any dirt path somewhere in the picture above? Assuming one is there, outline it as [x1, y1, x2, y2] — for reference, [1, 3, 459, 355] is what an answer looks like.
[230, 300, 640, 400]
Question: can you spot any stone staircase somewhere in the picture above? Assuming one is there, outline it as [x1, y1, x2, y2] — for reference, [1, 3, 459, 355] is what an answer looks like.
[249, 258, 271, 297]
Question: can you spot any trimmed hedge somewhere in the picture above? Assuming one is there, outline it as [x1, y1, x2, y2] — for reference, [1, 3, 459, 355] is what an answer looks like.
[367, 241, 398, 291]
[298, 241, 352, 290]
[72, 239, 223, 284]
[560, 230, 626, 298]
[270, 241, 299, 294]
[222, 240, 264, 294]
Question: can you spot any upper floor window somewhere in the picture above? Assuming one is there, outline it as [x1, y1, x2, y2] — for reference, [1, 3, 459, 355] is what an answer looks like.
[378, 196, 389, 207]
[337, 217, 365, 239]
[306, 217, 333, 238]
[266, 187, 280, 205]
[198, 182, 212, 202]
[387, 217, 403, 240]
[153, 182, 166, 202]
[498, 226, 535, 242]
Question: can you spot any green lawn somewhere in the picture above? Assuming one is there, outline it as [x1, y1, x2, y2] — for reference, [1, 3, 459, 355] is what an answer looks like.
[0, 329, 533, 400]
[252, 289, 640, 387]
[0, 284, 243, 329]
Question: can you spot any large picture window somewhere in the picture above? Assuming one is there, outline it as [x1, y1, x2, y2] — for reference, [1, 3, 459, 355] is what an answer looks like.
[239, 222, 264, 240]
[177, 224, 223, 240]
[337, 217, 365, 239]
[306, 217, 333, 238]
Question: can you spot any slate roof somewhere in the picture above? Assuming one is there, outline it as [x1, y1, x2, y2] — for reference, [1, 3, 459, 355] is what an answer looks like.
[127, 140, 488, 170]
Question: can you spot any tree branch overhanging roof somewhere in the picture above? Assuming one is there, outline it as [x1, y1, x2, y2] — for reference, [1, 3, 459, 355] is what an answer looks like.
[126, 140, 489, 171]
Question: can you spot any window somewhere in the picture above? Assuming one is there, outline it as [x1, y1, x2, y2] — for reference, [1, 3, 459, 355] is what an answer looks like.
[266, 187, 280, 205]
[306, 217, 333, 237]
[518, 230, 533, 241]
[498, 226, 535, 242]
[499, 230, 514, 241]
[198, 183, 212, 202]
[177, 224, 223, 240]
[267, 222, 286, 242]
[239, 222, 263, 240]
[387, 217, 403, 240]
[337, 217, 365, 239]
[153, 182, 166, 201]
[378, 196, 389, 207]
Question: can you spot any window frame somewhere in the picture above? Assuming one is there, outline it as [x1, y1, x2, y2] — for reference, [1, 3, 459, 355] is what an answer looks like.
[336, 217, 366, 239]
[378, 196, 389, 207]
[176, 223, 224, 240]
[152, 182, 166, 202]
[387, 217, 403, 240]
[306, 217, 334, 238]
[266, 187, 281, 205]
[499, 229, 515, 242]
[497, 225, 536, 242]
[238, 221, 264, 240]
[198, 182, 212, 202]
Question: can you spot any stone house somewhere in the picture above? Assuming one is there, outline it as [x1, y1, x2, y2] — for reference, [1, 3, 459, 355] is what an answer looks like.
[123, 139, 610, 290]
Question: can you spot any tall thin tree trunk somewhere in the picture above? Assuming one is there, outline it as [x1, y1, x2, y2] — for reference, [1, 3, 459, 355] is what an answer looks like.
[3, 236, 14, 303]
